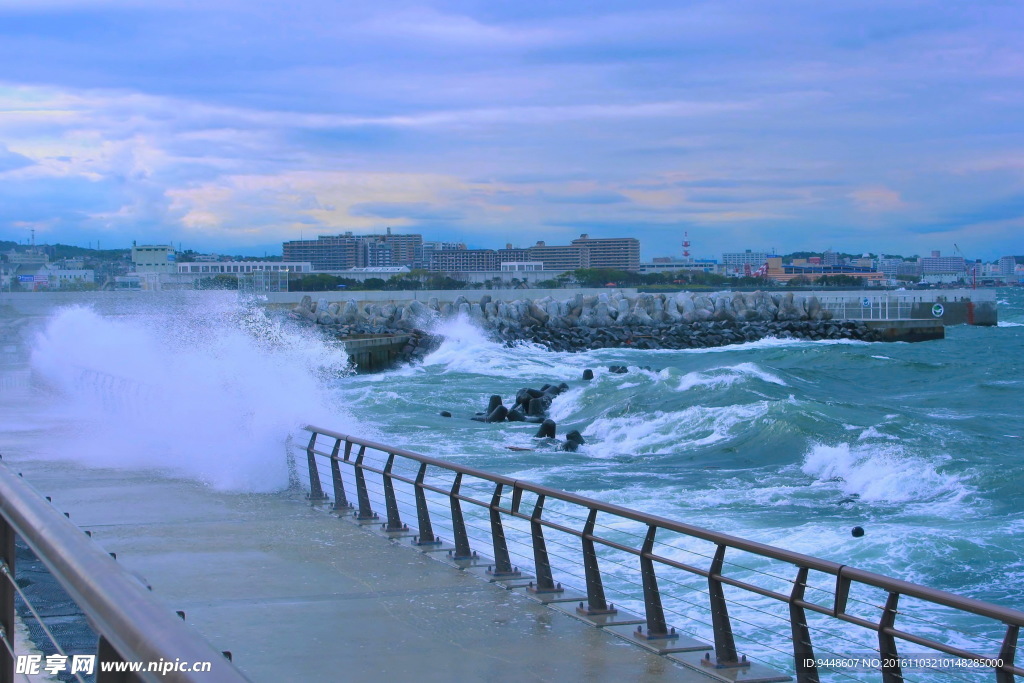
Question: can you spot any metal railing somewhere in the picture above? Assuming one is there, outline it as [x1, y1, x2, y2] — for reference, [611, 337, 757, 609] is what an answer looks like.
[0, 458, 250, 683]
[819, 296, 914, 321]
[304, 425, 1023, 683]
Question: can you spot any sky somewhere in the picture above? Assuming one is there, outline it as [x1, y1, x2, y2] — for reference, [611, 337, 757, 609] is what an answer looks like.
[0, 1, 1022, 260]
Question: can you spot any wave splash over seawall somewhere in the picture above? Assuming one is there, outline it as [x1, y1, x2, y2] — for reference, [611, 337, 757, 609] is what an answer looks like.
[30, 302, 352, 491]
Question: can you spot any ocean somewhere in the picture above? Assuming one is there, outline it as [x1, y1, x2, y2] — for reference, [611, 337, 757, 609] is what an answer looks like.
[4, 288, 1022, 679]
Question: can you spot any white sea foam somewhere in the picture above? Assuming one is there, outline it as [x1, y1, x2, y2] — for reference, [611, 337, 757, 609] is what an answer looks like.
[857, 426, 898, 441]
[800, 442, 970, 504]
[416, 314, 583, 378]
[676, 362, 786, 392]
[29, 302, 351, 491]
[998, 321, 1024, 327]
[582, 402, 771, 457]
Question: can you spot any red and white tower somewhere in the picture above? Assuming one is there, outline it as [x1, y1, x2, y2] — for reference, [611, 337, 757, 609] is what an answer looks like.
[682, 232, 692, 262]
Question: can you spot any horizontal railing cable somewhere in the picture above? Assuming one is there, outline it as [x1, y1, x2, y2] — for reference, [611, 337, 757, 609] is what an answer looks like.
[304, 427, 1024, 680]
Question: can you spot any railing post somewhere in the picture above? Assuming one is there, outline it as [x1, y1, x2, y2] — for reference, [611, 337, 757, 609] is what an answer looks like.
[706, 544, 746, 668]
[878, 591, 903, 683]
[0, 516, 14, 683]
[790, 567, 819, 683]
[577, 509, 616, 616]
[486, 484, 520, 578]
[353, 445, 377, 521]
[412, 463, 440, 546]
[635, 525, 677, 640]
[305, 431, 327, 501]
[527, 494, 562, 595]
[997, 624, 1018, 683]
[330, 439, 351, 511]
[381, 454, 407, 533]
[97, 635, 130, 683]
[448, 473, 473, 560]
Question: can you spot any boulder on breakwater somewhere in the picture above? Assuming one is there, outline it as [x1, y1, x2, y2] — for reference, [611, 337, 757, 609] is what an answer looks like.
[291, 290, 880, 358]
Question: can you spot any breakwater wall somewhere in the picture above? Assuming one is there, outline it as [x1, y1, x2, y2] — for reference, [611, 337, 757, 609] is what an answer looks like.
[293, 290, 889, 356]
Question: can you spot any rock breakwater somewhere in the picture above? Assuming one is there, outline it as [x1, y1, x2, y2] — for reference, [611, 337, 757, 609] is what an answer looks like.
[291, 290, 881, 359]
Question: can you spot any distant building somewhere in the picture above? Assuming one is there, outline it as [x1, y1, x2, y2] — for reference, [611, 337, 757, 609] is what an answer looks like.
[498, 242, 590, 271]
[875, 258, 904, 279]
[282, 229, 424, 270]
[421, 241, 466, 269]
[3, 249, 48, 266]
[43, 267, 95, 288]
[722, 250, 768, 274]
[131, 244, 176, 274]
[283, 234, 360, 270]
[429, 249, 498, 272]
[998, 256, 1016, 277]
[763, 257, 884, 284]
[500, 262, 544, 272]
[176, 261, 311, 276]
[897, 261, 922, 277]
[639, 260, 718, 275]
[570, 234, 640, 271]
[919, 251, 965, 275]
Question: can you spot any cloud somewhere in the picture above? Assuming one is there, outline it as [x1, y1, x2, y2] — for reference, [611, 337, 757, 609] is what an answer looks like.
[850, 186, 908, 212]
[0, 143, 33, 173]
[0, 2, 1022, 258]
[349, 201, 464, 221]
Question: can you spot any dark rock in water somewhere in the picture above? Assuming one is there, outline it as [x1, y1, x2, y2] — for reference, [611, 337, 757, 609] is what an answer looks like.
[582, 369, 594, 381]
[507, 408, 525, 422]
[439, 411, 452, 418]
[487, 395, 504, 413]
[534, 419, 556, 439]
[485, 406, 509, 423]
[608, 365, 628, 374]
[526, 395, 551, 417]
[851, 526, 865, 538]
[565, 430, 585, 444]
[560, 429, 585, 451]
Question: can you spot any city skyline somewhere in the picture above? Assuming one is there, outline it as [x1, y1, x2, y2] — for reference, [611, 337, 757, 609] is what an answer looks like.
[1, 1, 1023, 260]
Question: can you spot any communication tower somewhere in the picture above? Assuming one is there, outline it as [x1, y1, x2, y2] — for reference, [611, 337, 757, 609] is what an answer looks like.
[682, 232, 692, 262]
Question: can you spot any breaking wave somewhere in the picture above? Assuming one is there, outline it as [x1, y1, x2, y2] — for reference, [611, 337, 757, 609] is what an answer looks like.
[29, 301, 352, 491]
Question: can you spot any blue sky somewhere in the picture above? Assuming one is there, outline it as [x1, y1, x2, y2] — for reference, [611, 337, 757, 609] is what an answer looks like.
[1, 1, 1022, 260]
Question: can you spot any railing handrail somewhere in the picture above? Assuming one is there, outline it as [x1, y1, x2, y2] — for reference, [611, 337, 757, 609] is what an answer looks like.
[306, 426, 1024, 627]
[304, 425, 1023, 680]
[0, 461, 251, 683]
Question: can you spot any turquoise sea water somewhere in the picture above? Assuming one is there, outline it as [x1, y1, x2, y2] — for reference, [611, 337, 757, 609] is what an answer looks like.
[331, 289, 1024, 676]
[8, 288, 1023, 679]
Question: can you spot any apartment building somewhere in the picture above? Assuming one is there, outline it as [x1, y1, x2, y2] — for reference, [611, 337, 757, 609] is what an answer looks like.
[428, 249, 498, 272]
[570, 234, 640, 271]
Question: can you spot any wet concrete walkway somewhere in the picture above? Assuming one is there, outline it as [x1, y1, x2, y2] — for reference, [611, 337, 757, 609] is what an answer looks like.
[2, 455, 707, 682]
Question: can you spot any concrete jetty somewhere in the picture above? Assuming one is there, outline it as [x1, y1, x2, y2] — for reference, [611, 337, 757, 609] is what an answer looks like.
[2, 456, 705, 682]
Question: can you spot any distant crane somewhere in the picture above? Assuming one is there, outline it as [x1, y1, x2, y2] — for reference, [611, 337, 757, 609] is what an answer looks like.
[953, 243, 977, 289]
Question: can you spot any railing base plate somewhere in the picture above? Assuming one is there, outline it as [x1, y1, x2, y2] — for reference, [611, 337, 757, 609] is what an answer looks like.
[468, 566, 532, 583]
[668, 651, 791, 682]
[606, 625, 709, 654]
[510, 586, 588, 604]
[551, 602, 645, 628]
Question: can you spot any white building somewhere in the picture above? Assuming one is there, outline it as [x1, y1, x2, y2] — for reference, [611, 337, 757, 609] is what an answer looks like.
[132, 244, 176, 274]
[44, 267, 95, 288]
[176, 261, 311, 275]
[722, 250, 768, 274]
[500, 262, 544, 272]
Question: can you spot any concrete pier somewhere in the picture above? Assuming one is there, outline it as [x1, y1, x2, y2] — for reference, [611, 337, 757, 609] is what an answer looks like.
[339, 334, 412, 372]
[0, 454, 705, 682]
